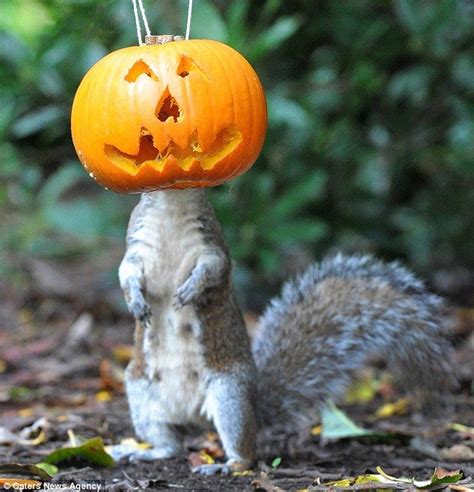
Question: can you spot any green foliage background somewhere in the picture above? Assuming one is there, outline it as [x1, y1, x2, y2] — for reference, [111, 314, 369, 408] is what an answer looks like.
[1, 0, 473, 308]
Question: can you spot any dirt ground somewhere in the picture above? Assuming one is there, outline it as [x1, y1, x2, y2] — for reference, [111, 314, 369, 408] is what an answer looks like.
[0, 271, 473, 491]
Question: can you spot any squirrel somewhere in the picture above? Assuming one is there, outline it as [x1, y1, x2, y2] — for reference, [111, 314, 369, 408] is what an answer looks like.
[117, 188, 455, 475]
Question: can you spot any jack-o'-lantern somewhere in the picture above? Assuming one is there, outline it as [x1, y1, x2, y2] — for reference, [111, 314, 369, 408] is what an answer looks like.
[71, 36, 267, 193]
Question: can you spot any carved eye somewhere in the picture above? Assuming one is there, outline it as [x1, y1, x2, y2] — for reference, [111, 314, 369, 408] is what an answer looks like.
[71, 39, 267, 193]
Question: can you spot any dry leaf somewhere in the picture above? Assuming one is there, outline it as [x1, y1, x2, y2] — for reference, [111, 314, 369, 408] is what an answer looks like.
[188, 451, 215, 468]
[112, 344, 133, 363]
[251, 472, 284, 491]
[373, 397, 410, 420]
[96, 390, 113, 402]
[440, 444, 474, 462]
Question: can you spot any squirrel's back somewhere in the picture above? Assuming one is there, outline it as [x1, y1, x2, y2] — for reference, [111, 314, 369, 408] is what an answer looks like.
[252, 254, 455, 428]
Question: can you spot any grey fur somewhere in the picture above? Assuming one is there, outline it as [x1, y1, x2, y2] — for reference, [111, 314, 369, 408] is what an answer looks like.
[253, 253, 455, 427]
[119, 192, 455, 474]
[119, 188, 257, 473]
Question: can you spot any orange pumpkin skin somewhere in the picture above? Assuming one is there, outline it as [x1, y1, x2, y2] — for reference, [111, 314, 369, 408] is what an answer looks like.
[71, 39, 267, 193]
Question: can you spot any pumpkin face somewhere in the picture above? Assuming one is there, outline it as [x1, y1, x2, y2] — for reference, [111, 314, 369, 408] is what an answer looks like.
[71, 39, 267, 193]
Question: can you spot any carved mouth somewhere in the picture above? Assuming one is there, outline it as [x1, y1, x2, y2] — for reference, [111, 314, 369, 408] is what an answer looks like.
[104, 125, 242, 175]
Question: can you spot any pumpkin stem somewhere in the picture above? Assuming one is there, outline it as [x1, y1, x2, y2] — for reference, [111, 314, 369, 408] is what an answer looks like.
[145, 35, 184, 45]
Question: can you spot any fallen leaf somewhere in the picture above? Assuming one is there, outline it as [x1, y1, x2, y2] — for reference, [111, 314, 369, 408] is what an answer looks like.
[188, 451, 215, 468]
[373, 397, 410, 420]
[232, 470, 253, 476]
[112, 344, 133, 364]
[192, 432, 224, 459]
[323, 468, 465, 490]
[0, 463, 53, 480]
[321, 401, 392, 440]
[449, 422, 474, 438]
[106, 438, 151, 460]
[310, 424, 322, 436]
[271, 457, 282, 469]
[251, 472, 284, 491]
[18, 408, 34, 418]
[120, 437, 151, 449]
[36, 462, 58, 477]
[44, 436, 114, 467]
[344, 370, 378, 404]
[376, 466, 464, 489]
[449, 485, 474, 491]
[440, 444, 474, 462]
[96, 390, 113, 402]
[0, 418, 49, 446]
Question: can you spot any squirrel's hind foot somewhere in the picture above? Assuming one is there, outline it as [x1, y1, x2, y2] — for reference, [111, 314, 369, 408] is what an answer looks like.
[108, 444, 181, 463]
[192, 459, 252, 476]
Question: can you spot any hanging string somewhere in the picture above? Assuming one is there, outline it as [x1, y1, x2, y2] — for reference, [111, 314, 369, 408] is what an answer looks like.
[137, 0, 151, 37]
[131, 0, 143, 45]
[185, 0, 194, 40]
[132, 0, 192, 45]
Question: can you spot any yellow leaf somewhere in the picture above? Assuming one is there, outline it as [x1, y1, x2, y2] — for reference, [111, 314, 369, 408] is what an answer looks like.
[448, 422, 474, 436]
[199, 451, 215, 465]
[67, 429, 78, 447]
[96, 390, 112, 402]
[324, 478, 354, 487]
[373, 397, 410, 419]
[120, 438, 151, 449]
[18, 408, 34, 417]
[112, 344, 133, 363]
[355, 474, 386, 484]
[310, 424, 322, 436]
[344, 371, 378, 404]
[232, 470, 253, 476]
[24, 429, 46, 446]
[0, 359, 6, 373]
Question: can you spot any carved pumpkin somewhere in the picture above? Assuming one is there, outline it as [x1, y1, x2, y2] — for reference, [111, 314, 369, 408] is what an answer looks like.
[71, 38, 267, 193]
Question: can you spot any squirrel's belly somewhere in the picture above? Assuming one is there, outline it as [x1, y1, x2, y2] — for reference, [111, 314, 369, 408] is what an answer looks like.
[128, 304, 209, 426]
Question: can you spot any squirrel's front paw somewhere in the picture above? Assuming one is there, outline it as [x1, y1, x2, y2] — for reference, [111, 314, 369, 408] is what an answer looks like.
[124, 287, 151, 323]
[174, 277, 201, 307]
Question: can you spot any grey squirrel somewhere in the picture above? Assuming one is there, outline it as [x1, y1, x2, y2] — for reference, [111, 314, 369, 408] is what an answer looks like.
[117, 188, 454, 475]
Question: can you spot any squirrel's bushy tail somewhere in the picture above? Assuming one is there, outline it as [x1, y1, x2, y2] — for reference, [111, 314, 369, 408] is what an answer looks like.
[252, 254, 455, 428]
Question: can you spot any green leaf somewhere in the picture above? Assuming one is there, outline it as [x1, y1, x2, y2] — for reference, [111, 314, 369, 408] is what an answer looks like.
[11, 105, 63, 138]
[376, 466, 464, 489]
[272, 171, 327, 218]
[36, 463, 58, 477]
[44, 437, 114, 468]
[190, 0, 227, 41]
[321, 401, 388, 440]
[38, 162, 84, 206]
[263, 219, 328, 244]
[271, 457, 282, 469]
[251, 16, 301, 61]
[393, 0, 423, 35]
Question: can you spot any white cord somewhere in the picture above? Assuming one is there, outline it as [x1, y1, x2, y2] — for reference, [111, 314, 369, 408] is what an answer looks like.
[133, 0, 192, 45]
[137, 0, 151, 36]
[185, 0, 194, 40]
[131, 0, 143, 45]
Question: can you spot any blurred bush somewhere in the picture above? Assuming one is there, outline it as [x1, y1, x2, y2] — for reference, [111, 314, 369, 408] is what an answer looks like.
[1, 0, 473, 308]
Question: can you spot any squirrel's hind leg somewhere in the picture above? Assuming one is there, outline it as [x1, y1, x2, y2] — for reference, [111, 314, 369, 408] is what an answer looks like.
[193, 372, 256, 475]
[124, 376, 184, 462]
[108, 423, 183, 463]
